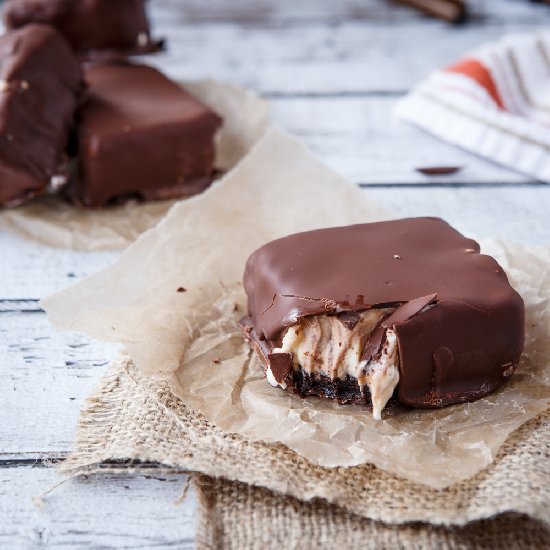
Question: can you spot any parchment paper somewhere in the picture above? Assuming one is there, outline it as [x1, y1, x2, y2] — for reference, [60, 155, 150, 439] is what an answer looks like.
[0, 80, 269, 250]
[43, 127, 550, 489]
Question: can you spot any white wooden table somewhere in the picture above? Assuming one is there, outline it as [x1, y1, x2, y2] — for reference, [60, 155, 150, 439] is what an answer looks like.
[2, 1, 550, 547]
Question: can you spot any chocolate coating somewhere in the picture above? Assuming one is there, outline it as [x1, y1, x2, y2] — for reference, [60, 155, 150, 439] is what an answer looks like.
[3, 0, 162, 56]
[0, 24, 83, 207]
[243, 218, 525, 408]
[65, 62, 222, 207]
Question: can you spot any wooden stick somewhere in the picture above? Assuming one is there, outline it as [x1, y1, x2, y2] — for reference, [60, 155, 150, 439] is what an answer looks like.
[394, 0, 468, 24]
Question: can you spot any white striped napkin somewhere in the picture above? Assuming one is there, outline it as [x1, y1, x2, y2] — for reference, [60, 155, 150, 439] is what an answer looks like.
[395, 32, 550, 183]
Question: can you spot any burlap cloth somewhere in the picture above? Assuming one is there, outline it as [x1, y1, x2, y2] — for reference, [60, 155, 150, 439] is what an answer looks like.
[59, 356, 549, 547]
[194, 477, 549, 549]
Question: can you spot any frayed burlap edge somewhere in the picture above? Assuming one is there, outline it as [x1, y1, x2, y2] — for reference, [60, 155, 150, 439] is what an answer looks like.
[193, 474, 550, 550]
[59, 357, 549, 528]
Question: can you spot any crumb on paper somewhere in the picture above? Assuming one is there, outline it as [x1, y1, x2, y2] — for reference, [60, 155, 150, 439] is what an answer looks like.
[416, 165, 462, 175]
[137, 32, 149, 47]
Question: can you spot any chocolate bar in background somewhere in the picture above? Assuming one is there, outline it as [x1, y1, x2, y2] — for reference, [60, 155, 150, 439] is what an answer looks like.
[3, 0, 163, 56]
[394, 0, 468, 24]
[241, 218, 524, 419]
[0, 24, 83, 207]
[65, 62, 222, 208]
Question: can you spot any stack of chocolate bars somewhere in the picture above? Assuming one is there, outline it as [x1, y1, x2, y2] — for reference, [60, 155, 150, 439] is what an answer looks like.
[0, 0, 222, 208]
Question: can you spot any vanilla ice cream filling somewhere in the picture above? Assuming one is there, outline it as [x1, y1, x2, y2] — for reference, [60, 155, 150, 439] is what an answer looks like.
[357, 329, 399, 420]
[272, 309, 400, 419]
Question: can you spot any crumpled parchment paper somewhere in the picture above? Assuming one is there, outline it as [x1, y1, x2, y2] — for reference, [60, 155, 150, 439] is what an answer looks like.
[0, 80, 269, 250]
[43, 127, 550, 489]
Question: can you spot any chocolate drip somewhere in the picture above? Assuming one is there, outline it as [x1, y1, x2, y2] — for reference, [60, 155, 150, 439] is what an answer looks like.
[433, 347, 455, 393]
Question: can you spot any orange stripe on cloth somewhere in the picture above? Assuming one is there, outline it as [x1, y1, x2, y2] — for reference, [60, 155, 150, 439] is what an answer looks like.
[446, 58, 505, 109]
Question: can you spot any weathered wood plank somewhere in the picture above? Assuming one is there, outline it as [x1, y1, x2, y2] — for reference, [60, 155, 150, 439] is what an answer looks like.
[1, 185, 549, 302]
[366, 186, 550, 244]
[271, 97, 532, 184]
[146, 11, 550, 95]
[152, 0, 550, 25]
[0, 466, 195, 549]
[0, 312, 120, 459]
[0, 229, 120, 299]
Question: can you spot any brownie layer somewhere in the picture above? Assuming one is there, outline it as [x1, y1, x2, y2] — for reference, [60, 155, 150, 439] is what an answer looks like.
[292, 371, 368, 405]
[0, 24, 83, 207]
[65, 62, 222, 207]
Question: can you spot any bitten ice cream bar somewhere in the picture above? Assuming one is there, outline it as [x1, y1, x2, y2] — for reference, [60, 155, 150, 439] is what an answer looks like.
[240, 218, 525, 419]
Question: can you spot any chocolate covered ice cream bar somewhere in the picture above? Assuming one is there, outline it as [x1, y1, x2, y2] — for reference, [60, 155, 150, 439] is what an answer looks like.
[0, 24, 83, 207]
[3, 0, 162, 56]
[65, 62, 222, 207]
[241, 218, 525, 419]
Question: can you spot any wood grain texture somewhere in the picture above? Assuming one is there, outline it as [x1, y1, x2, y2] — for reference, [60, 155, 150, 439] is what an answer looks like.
[0, 466, 195, 549]
[271, 97, 533, 184]
[153, 0, 550, 24]
[147, 1, 550, 95]
[0, 229, 119, 299]
[147, 22, 546, 95]
[1, 186, 549, 300]
[0, 312, 120, 459]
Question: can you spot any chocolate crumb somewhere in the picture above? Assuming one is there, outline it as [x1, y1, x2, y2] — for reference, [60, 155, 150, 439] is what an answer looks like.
[137, 32, 149, 47]
[177, 287, 186, 293]
[336, 310, 362, 330]
[213, 358, 221, 364]
[416, 166, 462, 175]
